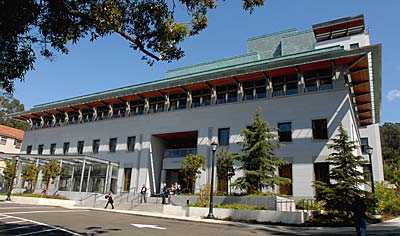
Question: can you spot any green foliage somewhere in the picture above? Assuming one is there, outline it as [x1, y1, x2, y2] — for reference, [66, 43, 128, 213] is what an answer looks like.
[295, 200, 324, 210]
[189, 203, 267, 210]
[41, 160, 61, 195]
[315, 124, 368, 218]
[232, 108, 290, 194]
[216, 147, 236, 193]
[2, 157, 18, 191]
[375, 182, 400, 216]
[380, 123, 400, 184]
[0, 193, 69, 200]
[0, 0, 264, 93]
[180, 154, 206, 193]
[0, 95, 26, 129]
[21, 162, 40, 193]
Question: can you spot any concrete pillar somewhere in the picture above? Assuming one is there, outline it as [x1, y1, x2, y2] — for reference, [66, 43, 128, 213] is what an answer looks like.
[85, 165, 92, 192]
[70, 165, 75, 191]
[104, 162, 110, 193]
[55, 159, 63, 191]
[79, 158, 86, 192]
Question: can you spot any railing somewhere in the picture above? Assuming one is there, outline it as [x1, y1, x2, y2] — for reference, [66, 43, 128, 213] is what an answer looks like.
[79, 193, 101, 207]
[114, 187, 137, 203]
[130, 193, 141, 210]
[275, 199, 296, 212]
[164, 148, 197, 158]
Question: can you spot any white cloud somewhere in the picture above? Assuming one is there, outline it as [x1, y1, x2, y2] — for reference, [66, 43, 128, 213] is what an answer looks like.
[387, 89, 400, 102]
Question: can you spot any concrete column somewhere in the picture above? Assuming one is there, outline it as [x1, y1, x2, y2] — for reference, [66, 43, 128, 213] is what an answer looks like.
[104, 162, 110, 193]
[85, 165, 92, 192]
[297, 70, 305, 93]
[70, 165, 75, 191]
[237, 82, 244, 101]
[211, 86, 217, 105]
[55, 159, 63, 191]
[79, 158, 86, 192]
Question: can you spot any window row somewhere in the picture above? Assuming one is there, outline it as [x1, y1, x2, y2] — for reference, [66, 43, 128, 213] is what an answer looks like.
[277, 119, 328, 142]
[0, 136, 22, 149]
[26, 136, 136, 155]
[27, 68, 334, 130]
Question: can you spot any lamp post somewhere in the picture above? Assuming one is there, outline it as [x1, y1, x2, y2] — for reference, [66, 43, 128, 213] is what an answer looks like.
[6, 157, 19, 201]
[366, 146, 379, 215]
[207, 141, 218, 219]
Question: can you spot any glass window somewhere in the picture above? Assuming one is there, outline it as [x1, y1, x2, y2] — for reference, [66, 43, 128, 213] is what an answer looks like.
[127, 136, 135, 152]
[109, 138, 117, 153]
[26, 145, 32, 154]
[350, 43, 359, 49]
[0, 136, 7, 145]
[50, 143, 56, 155]
[278, 122, 292, 142]
[361, 138, 369, 154]
[92, 139, 100, 154]
[38, 144, 44, 155]
[218, 128, 230, 146]
[14, 139, 22, 149]
[63, 142, 70, 155]
[77, 141, 84, 154]
[314, 162, 330, 196]
[312, 119, 328, 139]
[279, 163, 292, 195]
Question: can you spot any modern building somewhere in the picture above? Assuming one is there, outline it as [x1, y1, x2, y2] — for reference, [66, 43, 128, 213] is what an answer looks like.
[4, 14, 383, 198]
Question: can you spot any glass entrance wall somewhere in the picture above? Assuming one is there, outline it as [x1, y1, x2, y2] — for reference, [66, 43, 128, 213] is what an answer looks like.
[0, 153, 118, 194]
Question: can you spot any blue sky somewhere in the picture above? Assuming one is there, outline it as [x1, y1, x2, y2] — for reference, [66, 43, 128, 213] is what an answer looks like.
[13, 0, 399, 123]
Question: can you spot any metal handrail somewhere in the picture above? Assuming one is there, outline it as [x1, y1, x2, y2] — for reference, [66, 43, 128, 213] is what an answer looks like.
[130, 193, 141, 210]
[78, 193, 99, 205]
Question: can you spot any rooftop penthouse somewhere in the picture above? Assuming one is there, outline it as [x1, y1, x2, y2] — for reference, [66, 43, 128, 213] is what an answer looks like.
[12, 14, 381, 129]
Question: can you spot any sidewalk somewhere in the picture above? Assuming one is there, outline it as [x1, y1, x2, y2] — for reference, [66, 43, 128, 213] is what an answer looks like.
[73, 205, 400, 235]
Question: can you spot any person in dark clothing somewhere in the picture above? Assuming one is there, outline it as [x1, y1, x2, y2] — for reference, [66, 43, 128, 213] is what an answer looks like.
[140, 184, 147, 203]
[353, 196, 367, 236]
[161, 183, 167, 204]
[104, 191, 114, 209]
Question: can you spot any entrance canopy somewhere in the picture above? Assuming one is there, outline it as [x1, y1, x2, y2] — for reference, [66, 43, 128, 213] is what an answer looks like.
[0, 153, 119, 194]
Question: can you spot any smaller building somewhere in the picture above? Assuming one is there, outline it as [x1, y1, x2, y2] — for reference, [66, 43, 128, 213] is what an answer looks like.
[0, 125, 24, 154]
[0, 125, 24, 191]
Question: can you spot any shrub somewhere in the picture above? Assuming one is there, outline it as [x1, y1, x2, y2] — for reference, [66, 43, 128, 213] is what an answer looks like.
[375, 182, 400, 216]
[296, 200, 324, 210]
[188, 203, 267, 210]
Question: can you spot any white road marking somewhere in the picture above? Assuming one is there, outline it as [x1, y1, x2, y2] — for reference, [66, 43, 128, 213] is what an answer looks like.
[0, 224, 35, 233]
[0, 216, 11, 220]
[3, 210, 89, 215]
[5, 220, 26, 224]
[0, 213, 82, 236]
[16, 228, 56, 236]
[131, 224, 166, 230]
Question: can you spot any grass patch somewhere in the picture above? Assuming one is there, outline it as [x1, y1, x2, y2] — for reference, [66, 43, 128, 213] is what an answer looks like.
[0, 193, 69, 200]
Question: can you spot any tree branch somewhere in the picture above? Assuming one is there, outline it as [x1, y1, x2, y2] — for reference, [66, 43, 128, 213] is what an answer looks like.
[117, 30, 160, 61]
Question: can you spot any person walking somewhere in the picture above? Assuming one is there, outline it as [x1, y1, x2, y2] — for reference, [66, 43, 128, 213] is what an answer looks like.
[161, 183, 167, 204]
[140, 184, 147, 203]
[104, 191, 114, 209]
[353, 196, 367, 236]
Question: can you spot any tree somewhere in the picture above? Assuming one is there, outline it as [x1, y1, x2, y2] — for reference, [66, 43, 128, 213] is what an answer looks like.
[216, 147, 235, 194]
[21, 162, 40, 193]
[2, 157, 18, 193]
[41, 160, 61, 195]
[0, 95, 26, 129]
[380, 123, 400, 181]
[180, 154, 206, 193]
[232, 108, 290, 194]
[315, 124, 368, 218]
[1, 0, 265, 93]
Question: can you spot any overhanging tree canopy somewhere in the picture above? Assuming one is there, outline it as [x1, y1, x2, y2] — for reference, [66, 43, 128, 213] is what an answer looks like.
[0, 0, 265, 93]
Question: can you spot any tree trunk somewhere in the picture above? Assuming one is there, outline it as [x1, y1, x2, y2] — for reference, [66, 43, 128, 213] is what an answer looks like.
[45, 178, 50, 195]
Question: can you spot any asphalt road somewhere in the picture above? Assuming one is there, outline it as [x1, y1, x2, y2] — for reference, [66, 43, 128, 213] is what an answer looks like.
[0, 203, 301, 236]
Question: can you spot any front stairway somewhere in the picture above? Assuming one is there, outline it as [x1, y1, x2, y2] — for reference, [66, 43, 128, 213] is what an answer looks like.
[77, 193, 165, 213]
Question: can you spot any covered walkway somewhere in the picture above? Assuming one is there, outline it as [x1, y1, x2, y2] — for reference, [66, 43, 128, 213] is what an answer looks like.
[0, 153, 119, 194]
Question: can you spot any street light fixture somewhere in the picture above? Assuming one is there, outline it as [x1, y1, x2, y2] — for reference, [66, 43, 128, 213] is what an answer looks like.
[207, 141, 218, 219]
[365, 146, 379, 216]
[6, 156, 19, 201]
